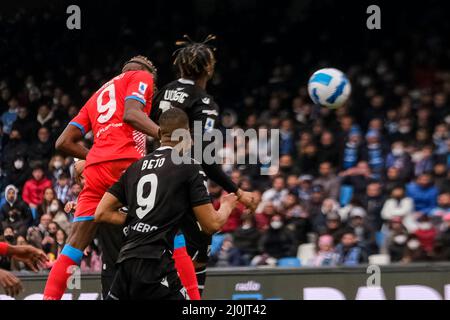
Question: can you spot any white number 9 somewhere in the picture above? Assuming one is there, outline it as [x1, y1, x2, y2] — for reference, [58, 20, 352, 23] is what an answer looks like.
[97, 83, 117, 123]
[136, 173, 158, 219]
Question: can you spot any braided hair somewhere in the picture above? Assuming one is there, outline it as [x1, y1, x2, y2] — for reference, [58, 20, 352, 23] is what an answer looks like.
[173, 34, 216, 80]
[123, 55, 157, 79]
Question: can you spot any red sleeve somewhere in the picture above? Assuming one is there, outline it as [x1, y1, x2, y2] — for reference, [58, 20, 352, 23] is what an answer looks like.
[69, 106, 91, 135]
[0, 242, 8, 256]
[124, 71, 154, 109]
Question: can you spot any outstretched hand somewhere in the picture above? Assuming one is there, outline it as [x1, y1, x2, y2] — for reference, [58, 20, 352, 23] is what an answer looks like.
[8, 245, 48, 272]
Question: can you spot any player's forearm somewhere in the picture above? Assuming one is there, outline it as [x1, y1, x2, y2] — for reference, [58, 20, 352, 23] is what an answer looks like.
[55, 125, 89, 159]
[123, 107, 160, 139]
[57, 142, 89, 160]
[201, 162, 238, 193]
[94, 210, 127, 225]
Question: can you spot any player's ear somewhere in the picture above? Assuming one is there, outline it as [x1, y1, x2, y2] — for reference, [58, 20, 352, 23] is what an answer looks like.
[157, 128, 162, 141]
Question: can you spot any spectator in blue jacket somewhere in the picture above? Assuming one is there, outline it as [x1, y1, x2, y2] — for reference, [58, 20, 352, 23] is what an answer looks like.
[406, 173, 439, 215]
[335, 230, 368, 266]
[0, 98, 18, 135]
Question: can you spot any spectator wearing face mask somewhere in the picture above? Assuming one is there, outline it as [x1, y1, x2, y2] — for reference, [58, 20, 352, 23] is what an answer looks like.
[232, 214, 261, 265]
[0, 227, 15, 270]
[0, 185, 32, 237]
[381, 186, 416, 232]
[413, 214, 437, 256]
[22, 166, 52, 210]
[40, 221, 60, 257]
[406, 173, 439, 215]
[48, 199, 70, 234]
[383, 216, 409, 262]
[335, 230, 368, 266]
[402, 235, 429, 263]
[1, 129, 28, 172]
[256, 214, 297, 261]
[385, 141, 413, 181]
[308, 234, 339, 267]
[49, 155, 68, 182]
[255, 201, 278, 231]
[6, 155, 32, 190]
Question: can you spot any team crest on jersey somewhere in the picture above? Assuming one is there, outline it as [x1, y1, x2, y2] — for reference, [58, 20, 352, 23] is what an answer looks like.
[138, 82, 148, 95]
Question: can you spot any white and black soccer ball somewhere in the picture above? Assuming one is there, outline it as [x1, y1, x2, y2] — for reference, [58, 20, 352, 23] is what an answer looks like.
[307, 68, 351, 109]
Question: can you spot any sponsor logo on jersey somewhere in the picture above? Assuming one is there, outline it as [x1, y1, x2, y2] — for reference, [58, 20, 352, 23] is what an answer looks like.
[138, 82, 148, 95]
[204, 117, 215, 132]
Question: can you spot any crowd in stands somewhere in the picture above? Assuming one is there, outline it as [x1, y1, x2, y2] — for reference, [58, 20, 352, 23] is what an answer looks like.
[0, 2, 449, 270]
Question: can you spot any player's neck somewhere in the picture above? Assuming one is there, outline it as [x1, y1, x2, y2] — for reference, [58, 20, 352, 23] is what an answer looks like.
[194, 78, 208, 90]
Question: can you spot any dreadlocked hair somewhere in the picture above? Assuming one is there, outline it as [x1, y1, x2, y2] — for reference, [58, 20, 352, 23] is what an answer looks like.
[173, 34, 216, 79]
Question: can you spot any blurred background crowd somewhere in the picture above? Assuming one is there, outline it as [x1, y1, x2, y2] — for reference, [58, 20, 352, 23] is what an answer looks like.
[0, 1, 449, 271]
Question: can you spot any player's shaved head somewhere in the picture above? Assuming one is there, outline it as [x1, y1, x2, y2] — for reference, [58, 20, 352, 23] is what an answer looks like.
[159, 107, 189, 141]
[122, 55, 157, 78]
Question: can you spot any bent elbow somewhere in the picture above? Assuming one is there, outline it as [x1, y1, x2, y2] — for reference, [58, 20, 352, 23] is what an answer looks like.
[122, 109, 134, 125]
[202, 222, 221, 235]
[55, 135, 66, 152]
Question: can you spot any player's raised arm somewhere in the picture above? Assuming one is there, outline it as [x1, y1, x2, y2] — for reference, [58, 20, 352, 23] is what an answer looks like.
[121, 56, 160, 139]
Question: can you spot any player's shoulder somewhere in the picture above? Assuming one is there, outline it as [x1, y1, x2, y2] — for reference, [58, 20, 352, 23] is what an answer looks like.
[122, 70, 154, 82]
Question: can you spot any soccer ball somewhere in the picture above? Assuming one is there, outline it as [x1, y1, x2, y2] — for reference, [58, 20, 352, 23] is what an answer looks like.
[307, 68, 351, 108]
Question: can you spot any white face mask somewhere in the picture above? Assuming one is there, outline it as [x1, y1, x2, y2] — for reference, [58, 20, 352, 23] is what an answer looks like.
[53, 161, 63, 169]
[14, 160, 24, 170]
[407, 239, 421, 250]
[393, 234, 407, 245]
[418, 222, 432, 230]
[241, 224, 252, 230]
[270, 221, 283, 230]
[392, 148, 404, 156]
[50, 203, 59, 213]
